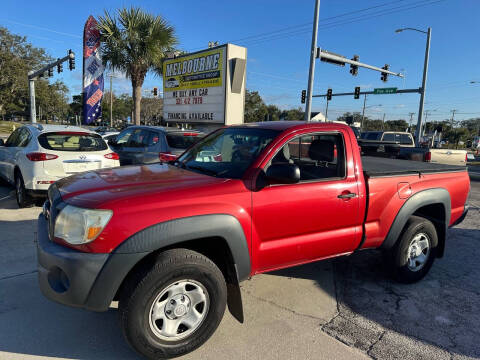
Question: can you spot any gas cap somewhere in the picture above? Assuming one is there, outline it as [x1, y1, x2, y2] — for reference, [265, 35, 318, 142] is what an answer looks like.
[397, 182, 412, 199]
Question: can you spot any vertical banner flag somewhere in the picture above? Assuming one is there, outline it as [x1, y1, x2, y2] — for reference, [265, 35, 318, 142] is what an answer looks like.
[82, 15, 104, 124]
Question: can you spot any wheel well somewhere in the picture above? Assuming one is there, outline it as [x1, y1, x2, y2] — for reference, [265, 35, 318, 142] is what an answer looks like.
[114, 236, 238, 301]
[412, 203, 446, 257]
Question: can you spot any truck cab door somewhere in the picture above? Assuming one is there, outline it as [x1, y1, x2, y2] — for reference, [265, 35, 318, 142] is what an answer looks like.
[252, 130, 362, 272]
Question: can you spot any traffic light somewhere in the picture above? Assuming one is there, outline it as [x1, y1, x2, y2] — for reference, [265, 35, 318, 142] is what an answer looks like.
[48, 68, 53, 77]
[68, 49, 75, 70]
[57, 59, 63, 73]
[381, 64, 389, 82]
[327, 88, 332, 101]
[354, 86, 360, 99]
[301, 89, 306, 104]
[153, 87, 158, 97]
[350, 55, 359, 76]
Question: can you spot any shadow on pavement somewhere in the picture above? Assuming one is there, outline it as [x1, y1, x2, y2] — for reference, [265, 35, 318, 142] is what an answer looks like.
[0, 274, 140, 359]
[324, 225, 480, 359]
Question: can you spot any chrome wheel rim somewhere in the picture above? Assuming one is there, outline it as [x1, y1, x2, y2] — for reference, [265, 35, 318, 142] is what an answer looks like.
[149, 279, 209, 341]
[406, 232, 430, 272]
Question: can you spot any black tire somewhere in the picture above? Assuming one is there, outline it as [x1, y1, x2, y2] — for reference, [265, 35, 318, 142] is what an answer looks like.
[15, 172, 33, 208]
[387, 216, 438, 284]
[119, 248, 227, 360]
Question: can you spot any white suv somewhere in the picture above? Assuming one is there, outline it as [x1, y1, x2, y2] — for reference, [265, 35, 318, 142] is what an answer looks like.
[0, 124, 120, 207]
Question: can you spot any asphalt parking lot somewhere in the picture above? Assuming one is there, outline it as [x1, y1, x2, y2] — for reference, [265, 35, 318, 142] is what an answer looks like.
[0, 179, 478, 360]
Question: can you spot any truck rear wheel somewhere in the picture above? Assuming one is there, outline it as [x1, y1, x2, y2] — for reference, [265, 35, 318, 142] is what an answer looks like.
[387, 216, 438, 284]
[118, 248, 227, 359]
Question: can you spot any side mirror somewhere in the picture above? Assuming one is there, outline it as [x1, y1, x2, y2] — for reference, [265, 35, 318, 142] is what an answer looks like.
[0, 139, 4, 146]
[265, 163, 300, 185]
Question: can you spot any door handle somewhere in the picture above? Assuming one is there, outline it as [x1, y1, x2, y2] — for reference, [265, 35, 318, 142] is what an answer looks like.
[338, 192, 357, 199]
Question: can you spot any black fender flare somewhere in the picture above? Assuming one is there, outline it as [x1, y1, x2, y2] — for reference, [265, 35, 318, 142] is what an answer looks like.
[381, 188, 450, 253]
[85, 214, 250, 322]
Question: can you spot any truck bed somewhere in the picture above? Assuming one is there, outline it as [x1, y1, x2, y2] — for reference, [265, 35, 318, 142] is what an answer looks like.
[362, 156, 467, 177]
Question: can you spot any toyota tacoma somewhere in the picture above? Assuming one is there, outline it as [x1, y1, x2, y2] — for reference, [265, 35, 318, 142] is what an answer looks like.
[37, 122, 470, 359]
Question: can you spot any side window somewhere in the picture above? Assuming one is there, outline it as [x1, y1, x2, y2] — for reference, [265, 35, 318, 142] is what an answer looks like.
[144, 131, 161, 148]
[17, 128, 31, 147]
[400, 134, 413, 145]
[269, 133, 346, 181]
[128, 129, 150, 147]
[382, 133, 395, 142]
[116, 128, 134, 145]
[5, 129, 21, 147]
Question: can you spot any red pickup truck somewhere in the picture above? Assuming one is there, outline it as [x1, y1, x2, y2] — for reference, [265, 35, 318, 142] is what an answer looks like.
[37, 122, 470, 359]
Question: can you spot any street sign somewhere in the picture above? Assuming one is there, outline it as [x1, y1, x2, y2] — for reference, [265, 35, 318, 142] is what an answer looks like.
[373, 87, 397, 94]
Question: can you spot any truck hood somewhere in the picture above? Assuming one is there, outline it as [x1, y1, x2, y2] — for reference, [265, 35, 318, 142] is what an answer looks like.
[56, 163, 226, 206]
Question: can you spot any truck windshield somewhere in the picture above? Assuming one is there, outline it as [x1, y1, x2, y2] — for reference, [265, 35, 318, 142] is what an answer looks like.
[176, 127, 279, 179]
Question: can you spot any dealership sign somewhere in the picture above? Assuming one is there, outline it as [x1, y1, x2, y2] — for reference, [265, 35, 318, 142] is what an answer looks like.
[163, 44, 246, 125]
[163, 47, 226, 123]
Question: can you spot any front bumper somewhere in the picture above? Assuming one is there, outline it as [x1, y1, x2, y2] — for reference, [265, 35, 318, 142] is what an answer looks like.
[36, 214, 149, 311]
[36, 214, 109, 309]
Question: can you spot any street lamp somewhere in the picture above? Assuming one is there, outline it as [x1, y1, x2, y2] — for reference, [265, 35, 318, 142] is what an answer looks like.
[395, 26, 431, 146]
[106, 73, 120, 128]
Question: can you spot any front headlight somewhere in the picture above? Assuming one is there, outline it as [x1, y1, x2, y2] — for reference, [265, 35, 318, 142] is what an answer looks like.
[54, 205, 113, 245]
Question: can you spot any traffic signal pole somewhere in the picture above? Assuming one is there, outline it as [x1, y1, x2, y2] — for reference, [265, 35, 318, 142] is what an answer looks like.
[28, 50, 75, 123]
[415, 27, 431, 146]
[313, 87, 420, 98]
[304, 0, 320, 122]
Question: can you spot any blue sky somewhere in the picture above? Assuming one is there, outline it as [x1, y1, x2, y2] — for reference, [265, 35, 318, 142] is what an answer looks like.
[3, 0, 480, 122]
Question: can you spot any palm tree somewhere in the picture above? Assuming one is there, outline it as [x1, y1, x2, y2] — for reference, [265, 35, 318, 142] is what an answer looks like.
[97, 7, 177, 125]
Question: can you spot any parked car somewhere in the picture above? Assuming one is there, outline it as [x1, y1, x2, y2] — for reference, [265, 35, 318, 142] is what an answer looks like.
[0, 124, 119, 207]
[360, 131, 415, 147]
[102, 132, 120, 149]
[37, 122, 469, 359]
[108, 125, 204, 165]
[359, 131, 467, 166]
[94, 126, 118, 135]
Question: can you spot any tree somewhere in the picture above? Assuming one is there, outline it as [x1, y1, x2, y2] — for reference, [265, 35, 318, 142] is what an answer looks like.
[244, 90, 267, 123]
[98, 7, 177, 125]
[281, 107, 304, 121]
[0, 26, 52, 119]
[385, 119, 408, 131]
[141, 97, 163, 125]
[266, 105, 281, 121]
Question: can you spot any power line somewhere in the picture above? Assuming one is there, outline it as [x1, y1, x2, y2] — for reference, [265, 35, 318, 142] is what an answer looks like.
[2, 19, 82, 38]
[186, 0, 435, 51]
[227, 0, 446, 48]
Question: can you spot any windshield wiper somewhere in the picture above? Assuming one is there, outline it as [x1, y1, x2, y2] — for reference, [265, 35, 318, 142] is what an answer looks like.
[185, 164, 219, 177]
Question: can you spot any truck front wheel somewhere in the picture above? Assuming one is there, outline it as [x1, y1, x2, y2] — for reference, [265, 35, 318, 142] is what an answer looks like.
[118, 248, 227, 359]
[387, 216, 438, 284]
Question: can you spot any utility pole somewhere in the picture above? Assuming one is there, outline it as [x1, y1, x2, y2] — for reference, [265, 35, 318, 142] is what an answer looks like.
[361, 94, 367, 129]
[415, 27, 431, 145]
[382, 113, 386, 130]
[304, 0, 320, 122]
[450, 109, 457, 149]
[408, 112, 415, 130]
[109, 75, 113, 127]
